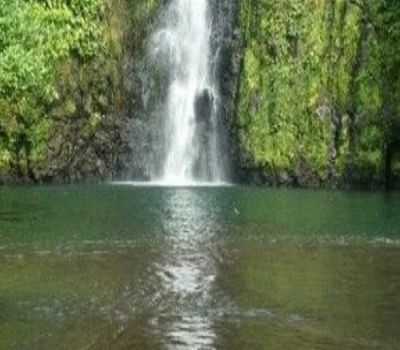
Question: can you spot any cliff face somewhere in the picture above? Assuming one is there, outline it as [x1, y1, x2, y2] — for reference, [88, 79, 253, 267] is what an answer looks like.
[120, 0, 242, 181]
[235, 0, 400, 189]
[0, 0, 161, 184]
[209, 0, 242, 181]
[1, 0, 399, 188]
[40, 1, 162, 183]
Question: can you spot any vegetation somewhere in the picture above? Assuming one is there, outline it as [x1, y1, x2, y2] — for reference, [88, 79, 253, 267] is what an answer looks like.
[0, 0, 159, 181]
[1, 0, 399, 188]
[237, 0, 400, 187]
[0, 0, 102, 177]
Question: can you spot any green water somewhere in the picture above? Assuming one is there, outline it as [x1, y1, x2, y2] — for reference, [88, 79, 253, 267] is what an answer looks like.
[0, 185, 400, 349]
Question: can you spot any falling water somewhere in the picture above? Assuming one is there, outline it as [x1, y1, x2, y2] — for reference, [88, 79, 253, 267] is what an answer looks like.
[150, 0, 227, 185]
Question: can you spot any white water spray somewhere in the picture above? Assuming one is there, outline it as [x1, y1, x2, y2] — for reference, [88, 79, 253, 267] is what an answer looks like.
[151, 0, 226, 185]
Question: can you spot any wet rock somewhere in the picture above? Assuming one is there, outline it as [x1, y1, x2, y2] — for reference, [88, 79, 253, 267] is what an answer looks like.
[195, 89, 214, 123]
[193, 89, 215, 180]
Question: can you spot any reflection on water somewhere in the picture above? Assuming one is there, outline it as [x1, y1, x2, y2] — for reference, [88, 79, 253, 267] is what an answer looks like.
[0, 186, 400, 349]
[159, 190, 218, 349]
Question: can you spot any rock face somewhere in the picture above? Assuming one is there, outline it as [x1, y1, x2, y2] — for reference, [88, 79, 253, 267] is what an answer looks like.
[209, 0, 242, 180]
[5, 0, 396, 188]
[233, 0, 400, 189]
[195, 89, 214, 125]
[119, 0, 241, 182]
[193, 89, 214, 179]
[0, 1, 161, 185]
[19, 0, 250, 186]
[30, 59, 124, 183]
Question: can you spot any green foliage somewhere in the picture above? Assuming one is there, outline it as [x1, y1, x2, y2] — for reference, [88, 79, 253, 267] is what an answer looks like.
[0, 0, 105, 176]
[0, 0, 161, 180]
[237, 0, 400, 185]
[0, 0, 103, 98]
[238, 0, 332, 179]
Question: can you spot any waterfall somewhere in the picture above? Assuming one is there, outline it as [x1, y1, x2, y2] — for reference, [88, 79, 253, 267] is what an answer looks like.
[149, 0, 228, 185]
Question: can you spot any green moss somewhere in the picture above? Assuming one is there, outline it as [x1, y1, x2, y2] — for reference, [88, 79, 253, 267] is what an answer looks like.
[237, 0, 400, 186]
[0, 0, 161, 179]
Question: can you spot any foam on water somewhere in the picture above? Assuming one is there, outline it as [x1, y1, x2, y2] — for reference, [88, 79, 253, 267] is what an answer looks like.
[112, 181, 233, 188]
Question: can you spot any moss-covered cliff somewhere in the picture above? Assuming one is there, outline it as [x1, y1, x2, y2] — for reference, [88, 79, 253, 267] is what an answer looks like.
[0, 0, 160, 183]
[1, 0, 399, 189]
[236, 0, 400, 188]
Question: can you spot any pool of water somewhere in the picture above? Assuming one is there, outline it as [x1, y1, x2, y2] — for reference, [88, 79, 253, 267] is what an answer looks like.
[0, 185, 399, 349]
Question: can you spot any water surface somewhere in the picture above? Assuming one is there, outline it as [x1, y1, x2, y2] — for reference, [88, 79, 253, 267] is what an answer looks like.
[0, 185, 400, 349]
